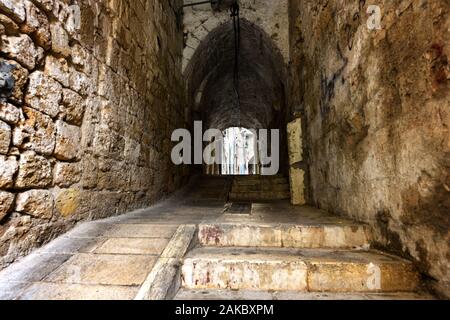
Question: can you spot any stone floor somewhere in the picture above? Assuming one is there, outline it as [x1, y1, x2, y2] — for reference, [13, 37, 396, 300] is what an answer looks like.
[175, 289, 432, 300]
[0, 177, 435, 300]
[0, 177, 227, 300]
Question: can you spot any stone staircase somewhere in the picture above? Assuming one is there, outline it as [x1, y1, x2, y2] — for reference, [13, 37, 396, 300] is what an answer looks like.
[177, 203, 428, 299]
[229, 175, 291, 202]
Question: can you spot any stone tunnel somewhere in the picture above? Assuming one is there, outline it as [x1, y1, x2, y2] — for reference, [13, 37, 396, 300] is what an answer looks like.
[0, 0, 448, 300]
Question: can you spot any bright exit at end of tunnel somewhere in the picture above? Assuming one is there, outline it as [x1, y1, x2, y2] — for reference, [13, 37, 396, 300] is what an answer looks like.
[171, 122, 281, 176]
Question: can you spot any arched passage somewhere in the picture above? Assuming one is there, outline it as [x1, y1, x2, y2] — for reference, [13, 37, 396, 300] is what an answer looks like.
[184, 19, 289, 175]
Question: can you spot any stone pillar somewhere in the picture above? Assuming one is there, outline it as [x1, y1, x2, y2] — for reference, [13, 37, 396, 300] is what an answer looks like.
[287, 118, 306, 205]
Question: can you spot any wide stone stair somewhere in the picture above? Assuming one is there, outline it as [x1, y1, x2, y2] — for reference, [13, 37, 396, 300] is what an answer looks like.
[229, 175, 291, 202]
[176, 202, 430, 300]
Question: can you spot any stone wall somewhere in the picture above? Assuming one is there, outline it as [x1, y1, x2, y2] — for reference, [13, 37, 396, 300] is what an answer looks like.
[289, 0, 449, 296]
[182, 0, 289, 72]
[0, 0, 187, 269]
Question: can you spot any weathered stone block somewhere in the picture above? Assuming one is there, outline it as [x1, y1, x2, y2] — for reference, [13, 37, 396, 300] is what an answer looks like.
[13, 107, 55, 155]
[93, 124, 124, 160]
[99, 99, 120, 131]
[0, 13, 19, 34]
[0, 155, 18, 188]
[289, 167, 306, 206]
[54, 162, 81, 187]
[44, 55, 69, 87]
[60, 89, 85, 126]
[54, 120, 80, 161]
[0, 33, 43, 70]
[71, 44, 87, 68]
[0, 190, 14, 221]
[1, 59, 28, 104]
[50, 22, 70, 57]
[69, 69, 92, 96]
[55, 188, 80, 218]
[287, 117, 303, 165]
[81, 156, 97, 189]
[15, 151, 52, 189]
[0, 102, 23, 124]
[0, 120, 11, 154]
[15, 190, 53, 219]
[32, 0, 52, 12]
[182, 249, 308, 291]
[0, 0, 26, 23]
[64, 4, 81, 36]
[25, 71, 62, 118]
[22, 0, 51, 49]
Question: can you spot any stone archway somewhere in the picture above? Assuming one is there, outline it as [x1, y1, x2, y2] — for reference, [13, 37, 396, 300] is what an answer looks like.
[184, 18, 290, 178]
[181, 0, 290, 72]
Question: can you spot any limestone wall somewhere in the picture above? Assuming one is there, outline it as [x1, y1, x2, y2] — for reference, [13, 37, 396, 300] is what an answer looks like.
[289, 0, 449, 296]
[182, 0, 289, 72]
[0, 0, 187, 269]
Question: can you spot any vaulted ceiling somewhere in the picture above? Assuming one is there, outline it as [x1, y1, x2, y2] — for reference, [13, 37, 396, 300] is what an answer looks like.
[184, 19, 286, 131]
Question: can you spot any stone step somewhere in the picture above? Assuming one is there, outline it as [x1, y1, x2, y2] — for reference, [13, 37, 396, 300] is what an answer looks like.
[231, 184, 290, 193]
[182, 247, 420, 292]
[198, 223, 370, 249]
[229, 191, 290, 201]
[175, 289, 433, 300]
[233, 177, 288, 186]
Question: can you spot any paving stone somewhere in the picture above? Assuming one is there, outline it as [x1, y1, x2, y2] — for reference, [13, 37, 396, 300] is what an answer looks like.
[104, 224, 178, 239]
[18, 282, 139, 300]
[65, 222, 114, 239]
[40, 237, 101, 255]
[45, 253, 157, 286]
[0, 253, 72, 283]
[175, 289, 433, 301]
[94, 238, 170, 255]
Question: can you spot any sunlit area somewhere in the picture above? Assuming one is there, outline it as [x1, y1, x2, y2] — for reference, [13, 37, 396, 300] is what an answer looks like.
[221, 127, 259, 175]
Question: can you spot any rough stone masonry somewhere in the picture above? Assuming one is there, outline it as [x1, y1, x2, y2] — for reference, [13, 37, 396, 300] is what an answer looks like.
[0, 0, 449, 299]
[288, 0, 449, 297]
[0, 0, 187, 269]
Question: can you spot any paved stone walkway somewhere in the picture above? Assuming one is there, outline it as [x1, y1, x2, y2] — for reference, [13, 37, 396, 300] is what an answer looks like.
[0, 177, 434, 300]
[0, 177, 228, 300]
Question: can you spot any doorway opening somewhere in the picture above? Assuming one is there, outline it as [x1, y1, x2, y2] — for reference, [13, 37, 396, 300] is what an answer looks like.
[221, 127, 259, 175]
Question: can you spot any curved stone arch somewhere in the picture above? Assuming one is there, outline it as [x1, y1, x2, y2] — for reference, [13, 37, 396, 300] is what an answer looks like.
[184, 18, 288, 131]
[182, 0, 289, 73]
